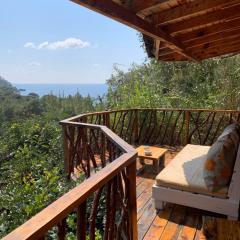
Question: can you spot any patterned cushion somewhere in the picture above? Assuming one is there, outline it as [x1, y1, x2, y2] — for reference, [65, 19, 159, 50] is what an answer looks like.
[203, 123, 240, 192]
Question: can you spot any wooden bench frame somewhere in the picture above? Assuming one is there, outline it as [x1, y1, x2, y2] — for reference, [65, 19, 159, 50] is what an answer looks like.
[152, 145, 240, 220]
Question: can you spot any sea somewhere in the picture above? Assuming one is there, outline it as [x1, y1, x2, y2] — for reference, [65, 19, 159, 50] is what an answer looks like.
[13, 84, 108, 98]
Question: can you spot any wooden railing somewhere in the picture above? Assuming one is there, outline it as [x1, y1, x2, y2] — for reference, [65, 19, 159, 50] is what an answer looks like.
[61, 108, 240, 176]
[3, 122, 137, 240]
[4, 108, 240, 240]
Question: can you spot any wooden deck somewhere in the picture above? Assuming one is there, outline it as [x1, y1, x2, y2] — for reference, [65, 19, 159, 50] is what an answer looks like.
[136, 148, 240, 240]
[136, 171, 206, 240]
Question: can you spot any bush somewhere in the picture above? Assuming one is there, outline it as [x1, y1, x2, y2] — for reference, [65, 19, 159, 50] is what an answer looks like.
[0, 119, 76, 237]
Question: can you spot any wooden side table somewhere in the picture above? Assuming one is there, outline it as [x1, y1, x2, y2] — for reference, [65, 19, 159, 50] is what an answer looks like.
[136, 146, 168, 173]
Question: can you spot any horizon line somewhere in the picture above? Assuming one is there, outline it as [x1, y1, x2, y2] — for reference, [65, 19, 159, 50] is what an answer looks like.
[12, 82, 107, 85]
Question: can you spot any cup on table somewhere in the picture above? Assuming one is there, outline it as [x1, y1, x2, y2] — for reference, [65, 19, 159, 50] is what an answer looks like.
[144, 146, 152, 156]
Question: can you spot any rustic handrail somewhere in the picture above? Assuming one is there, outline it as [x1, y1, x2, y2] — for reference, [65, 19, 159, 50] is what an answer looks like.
[60, 122, 134, 153]
[60, 108, 240, 177]
[3, 153, 136, 240]
[3, 122, 138, 240]
[4, 107, 240, 240]
[63, 108, 240, 123]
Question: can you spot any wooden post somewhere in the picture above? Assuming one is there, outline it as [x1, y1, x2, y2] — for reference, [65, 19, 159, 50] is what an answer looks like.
[133, 109, 139, 145]
[105, 112, 110, 128]
[104, 112, 110, 165]
[126, 159, 138, 240]
[101, 131, 106, 167]
[80, 116, 87, 123]
[97, 115, 106, 165]
[77, 201, 87, 240]
[57, 218, 66, 240]
[38, 236, 45, 240]
[229, 113, 233, 124]
[81, 116, 88, 168]
[185, 111, 190, 145]
[62, 125, 71, 179]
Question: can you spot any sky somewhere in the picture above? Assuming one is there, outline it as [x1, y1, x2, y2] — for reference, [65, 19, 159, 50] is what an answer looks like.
[0, 0, 146, 84]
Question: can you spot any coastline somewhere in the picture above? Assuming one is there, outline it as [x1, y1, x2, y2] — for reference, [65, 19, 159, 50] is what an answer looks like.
[13, 83, 108, 98]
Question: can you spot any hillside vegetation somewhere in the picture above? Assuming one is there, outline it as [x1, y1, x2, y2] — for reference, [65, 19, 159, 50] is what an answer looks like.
[0, 77, 102, 238]
[0, 54, 240, 238]
[107, 56, 240, 110]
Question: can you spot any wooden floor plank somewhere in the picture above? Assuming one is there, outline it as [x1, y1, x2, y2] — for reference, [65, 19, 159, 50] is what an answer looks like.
[136, 172, 155, 221]
[137, 197, 152, 221]
[135, 149, 239, 240]
[200, 217, 240, 240]
[137, 189, 152, 219]
[136, 176, 154, 198]
[194, 217, 207, 240]
[177, 208, 200, 240]
[217, 218, 240, 240]
[159, 205, 187, 240]
[138, 199, 157, 240]
[136, 174, 145, 186]
[143, 204, 174, 240]
[194, 229, 207, 240]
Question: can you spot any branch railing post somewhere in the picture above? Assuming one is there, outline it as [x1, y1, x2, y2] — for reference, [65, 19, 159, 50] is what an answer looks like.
[77, 201, 87, 240]
[126, 159, 138, 240]
[62, 124, 71, 179]
[133, 109, 139, 145]
[104, 111, 110, 128]
[185, 110, 190, 145]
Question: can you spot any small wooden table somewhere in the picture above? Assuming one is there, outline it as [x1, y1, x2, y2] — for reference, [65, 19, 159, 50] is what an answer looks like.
[136, 146, 168, 173]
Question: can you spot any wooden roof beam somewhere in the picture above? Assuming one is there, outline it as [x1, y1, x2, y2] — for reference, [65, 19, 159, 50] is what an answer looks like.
[160, 43, 240, 61]
[162, 4, 240, 34]
[176, 18, 240, 41]
[200, 51, 240, 61]
[152, 0, 239, 25]
[154, 39, 161, 60]
[158, 27, 240, 58]
[185, 28, 240, 48]
[130, 0, 170, 13]
[161, 36, 240, 58]
[160, 35, 240, 57]
[160, 27, 240, 51]
[197, 45, 240, 60]
[159, 52, 187, 61]
[70, 0, 198, 61]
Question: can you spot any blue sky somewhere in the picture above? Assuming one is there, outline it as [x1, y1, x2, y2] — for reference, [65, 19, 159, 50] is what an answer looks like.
[0, 0, 146, 84]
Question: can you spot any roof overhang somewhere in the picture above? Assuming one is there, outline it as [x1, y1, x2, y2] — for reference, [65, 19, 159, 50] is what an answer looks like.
[71, 0, 240, 62]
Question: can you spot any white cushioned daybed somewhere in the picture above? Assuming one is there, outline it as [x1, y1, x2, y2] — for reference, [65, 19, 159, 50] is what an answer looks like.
[152, 144, 240, 220]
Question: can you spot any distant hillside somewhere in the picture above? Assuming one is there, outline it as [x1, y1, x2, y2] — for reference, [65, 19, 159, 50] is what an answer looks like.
[0, 76, 12, 88]
[0, 76, 18, 94]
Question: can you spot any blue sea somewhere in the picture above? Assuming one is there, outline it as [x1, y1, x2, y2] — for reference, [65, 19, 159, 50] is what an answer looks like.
[14, 84, 108, 98]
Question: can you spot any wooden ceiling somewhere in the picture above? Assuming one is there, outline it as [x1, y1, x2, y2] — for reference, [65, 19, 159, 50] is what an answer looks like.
[71, 0, 240, 61]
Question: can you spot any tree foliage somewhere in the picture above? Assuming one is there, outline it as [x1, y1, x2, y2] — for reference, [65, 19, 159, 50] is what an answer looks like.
[0, 120, 74, 234]
[1, 53, 240, 238]
[107, 56, 240, 110]
[0, 78, 103, 238]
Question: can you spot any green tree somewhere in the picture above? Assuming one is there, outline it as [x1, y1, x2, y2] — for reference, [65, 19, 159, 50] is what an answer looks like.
[107, 56, 240, 110]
